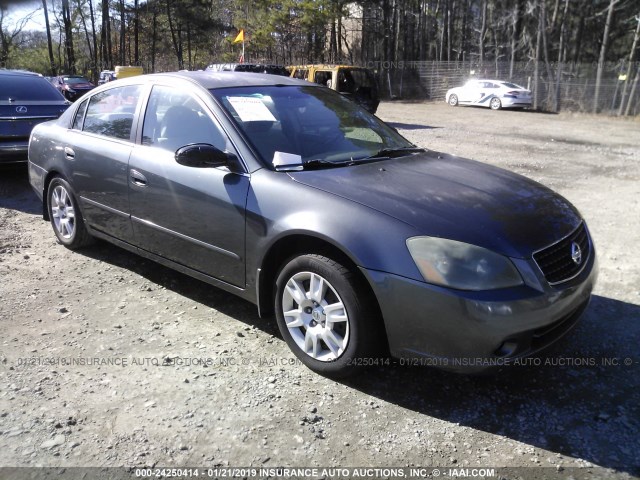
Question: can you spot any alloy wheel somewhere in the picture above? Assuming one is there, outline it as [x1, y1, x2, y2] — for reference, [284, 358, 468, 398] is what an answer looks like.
[281, 271, 350, 362]
[50, 185, 76, 239]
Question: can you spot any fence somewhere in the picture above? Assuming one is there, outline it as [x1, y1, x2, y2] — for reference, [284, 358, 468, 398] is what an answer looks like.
[367, 60, 640, 115]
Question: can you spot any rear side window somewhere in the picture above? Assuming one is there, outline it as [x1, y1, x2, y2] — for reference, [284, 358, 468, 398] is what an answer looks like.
[0, 75, 64, 101]
[83, 85, 142, 140]
[72, 100, 88, 130]
[337, 69, 375, 93]
[293, 69, 308, 80]
[314, 71, 332, 87]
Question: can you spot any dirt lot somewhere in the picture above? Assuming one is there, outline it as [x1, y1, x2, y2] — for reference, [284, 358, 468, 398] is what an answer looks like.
[1, 102, 639, 479]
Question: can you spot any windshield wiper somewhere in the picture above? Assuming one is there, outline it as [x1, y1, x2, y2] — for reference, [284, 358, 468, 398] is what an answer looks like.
[300, 158, 355, 170]
[356, 146, 426, 162]
[284, 147, 426, 171]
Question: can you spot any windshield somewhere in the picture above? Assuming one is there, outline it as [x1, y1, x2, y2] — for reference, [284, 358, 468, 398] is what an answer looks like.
[501, 82, 525, 89]
[64, 76, 91, 85]
[211, 85, 412, 168]
[0, 75, 64, 101]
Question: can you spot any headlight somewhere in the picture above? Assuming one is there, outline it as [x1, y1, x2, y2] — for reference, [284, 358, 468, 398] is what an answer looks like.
[406, 236, 523, 291]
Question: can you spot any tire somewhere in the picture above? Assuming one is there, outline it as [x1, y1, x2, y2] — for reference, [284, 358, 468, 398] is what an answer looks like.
[47, 176, 93, 249]
[274, 254, 382, 378]
[448, 94, 458, 106]
[490, 97, 502, 110]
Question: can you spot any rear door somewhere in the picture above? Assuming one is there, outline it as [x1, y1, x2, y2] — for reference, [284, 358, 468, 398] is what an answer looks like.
[68, 84, 144, 242]
[127, 84, 249, 287]
[478, 81, 500, 106]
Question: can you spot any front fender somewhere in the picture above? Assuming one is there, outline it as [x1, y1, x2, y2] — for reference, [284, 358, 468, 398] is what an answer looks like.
[245, 169, 424, 295]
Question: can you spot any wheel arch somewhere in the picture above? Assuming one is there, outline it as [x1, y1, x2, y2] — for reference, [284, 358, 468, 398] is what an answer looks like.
[42, 169, 66, 221]
[256, 233, 388, 348]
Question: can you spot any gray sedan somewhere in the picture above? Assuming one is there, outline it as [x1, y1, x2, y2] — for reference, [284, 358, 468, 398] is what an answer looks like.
[28, 72, 597, 377]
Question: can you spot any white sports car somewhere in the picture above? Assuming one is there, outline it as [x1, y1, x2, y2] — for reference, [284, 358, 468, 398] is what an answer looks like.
[445, 79, 532, 110]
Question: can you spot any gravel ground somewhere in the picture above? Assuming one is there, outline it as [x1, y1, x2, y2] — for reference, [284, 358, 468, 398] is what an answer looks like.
[0, 102, 639, 479]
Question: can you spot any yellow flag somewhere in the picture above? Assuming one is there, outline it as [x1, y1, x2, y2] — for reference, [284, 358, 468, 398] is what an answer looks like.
[233, 30, 244, 44]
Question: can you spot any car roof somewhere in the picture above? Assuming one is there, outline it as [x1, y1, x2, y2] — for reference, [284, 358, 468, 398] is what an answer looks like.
[81, 71, 316, 100]
[150, 71, 310, 89]
[0, 69, 42, 77]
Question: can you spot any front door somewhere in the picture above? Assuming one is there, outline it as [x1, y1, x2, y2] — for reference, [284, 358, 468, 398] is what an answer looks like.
[128, 85, 249, 287]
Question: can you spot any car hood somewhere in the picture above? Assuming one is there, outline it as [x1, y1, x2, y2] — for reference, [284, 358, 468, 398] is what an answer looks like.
[288, 151, 582, 259]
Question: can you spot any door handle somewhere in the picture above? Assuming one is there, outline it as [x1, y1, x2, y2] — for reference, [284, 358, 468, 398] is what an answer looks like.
[130, 169, 148, 187]
[64, 147, 75, 160]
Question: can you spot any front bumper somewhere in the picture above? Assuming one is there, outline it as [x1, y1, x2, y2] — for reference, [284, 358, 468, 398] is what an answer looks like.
[363, 245, 597, 373]
[64, 89, 92, 101]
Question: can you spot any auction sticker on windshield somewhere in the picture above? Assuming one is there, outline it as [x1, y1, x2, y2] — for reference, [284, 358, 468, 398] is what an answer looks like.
[227, 96, 277, 122]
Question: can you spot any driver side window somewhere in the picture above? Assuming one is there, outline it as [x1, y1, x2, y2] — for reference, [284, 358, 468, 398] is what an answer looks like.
[142, 85, 228, 153]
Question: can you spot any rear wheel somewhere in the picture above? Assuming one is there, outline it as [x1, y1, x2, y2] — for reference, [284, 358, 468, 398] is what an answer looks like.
[490, 97, 502, 110]
[274, 254, 382, 378]
[47, 177, 93, 249]
[448, 94, 458, 106]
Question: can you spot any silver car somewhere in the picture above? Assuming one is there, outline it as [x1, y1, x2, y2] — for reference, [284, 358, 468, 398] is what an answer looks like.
[446, 79, 532, 110]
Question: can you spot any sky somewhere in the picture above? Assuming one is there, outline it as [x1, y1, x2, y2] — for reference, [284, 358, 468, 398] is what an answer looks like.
[3, 0, 47, 31]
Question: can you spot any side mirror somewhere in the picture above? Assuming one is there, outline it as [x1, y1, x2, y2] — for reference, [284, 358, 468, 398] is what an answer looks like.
[175, 143, 229, 168]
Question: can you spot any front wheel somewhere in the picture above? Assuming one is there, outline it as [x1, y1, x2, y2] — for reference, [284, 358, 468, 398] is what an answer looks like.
[274, 254, 382, 378]
[448, 94, 458, 106]
[490, 97, 502, 110]
[47, 177, 93, 249]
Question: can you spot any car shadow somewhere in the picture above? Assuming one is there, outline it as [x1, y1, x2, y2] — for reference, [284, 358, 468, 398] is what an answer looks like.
[387, 122, 442, 131]
[341, 294, 640, 476]
[75, 240, 280, 337]
[459, 105, 559, 115]
[70, 239, 640, 476]
[0, 165, 42, 215]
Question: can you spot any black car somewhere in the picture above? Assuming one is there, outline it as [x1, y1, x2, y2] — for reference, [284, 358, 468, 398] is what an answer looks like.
[50, 75, 95, 101]
[27, 72, 597, 378]
[0, 70, 69, 164]
[206, 63, 290, 76]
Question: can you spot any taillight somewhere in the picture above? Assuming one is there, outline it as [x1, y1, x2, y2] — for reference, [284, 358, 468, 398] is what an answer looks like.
[506, 91, 520, 96]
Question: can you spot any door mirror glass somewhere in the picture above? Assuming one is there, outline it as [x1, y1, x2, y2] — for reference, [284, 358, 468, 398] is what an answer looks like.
[175, 143, 228, 168]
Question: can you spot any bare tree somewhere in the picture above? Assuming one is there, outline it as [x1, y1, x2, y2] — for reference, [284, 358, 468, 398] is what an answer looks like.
[101, 0, 112, 69]
[554, 0, 570, 111]
[0, 8, 35, 67]
[61, 0, 75, 73]
[479, 0, 487, 62]
[624, 64, 640, 116]
[134, 0, 139, 64]
[88, 0, 97, 72]
[594, 0, 618, 113]
[618, 12, 640, 115]
[41, 0, 56, 75]
[119, 0, 125, 65]
[166, 0, 184, 69]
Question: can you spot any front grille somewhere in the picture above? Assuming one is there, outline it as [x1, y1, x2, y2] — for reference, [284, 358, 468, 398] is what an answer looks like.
[533, 223, 590, 285]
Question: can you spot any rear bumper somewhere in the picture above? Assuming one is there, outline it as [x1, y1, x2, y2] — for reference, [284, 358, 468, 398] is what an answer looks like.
[0, 142, 28, 163]
[501, 96, 532, 108]
[362, 245, 597, 373]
